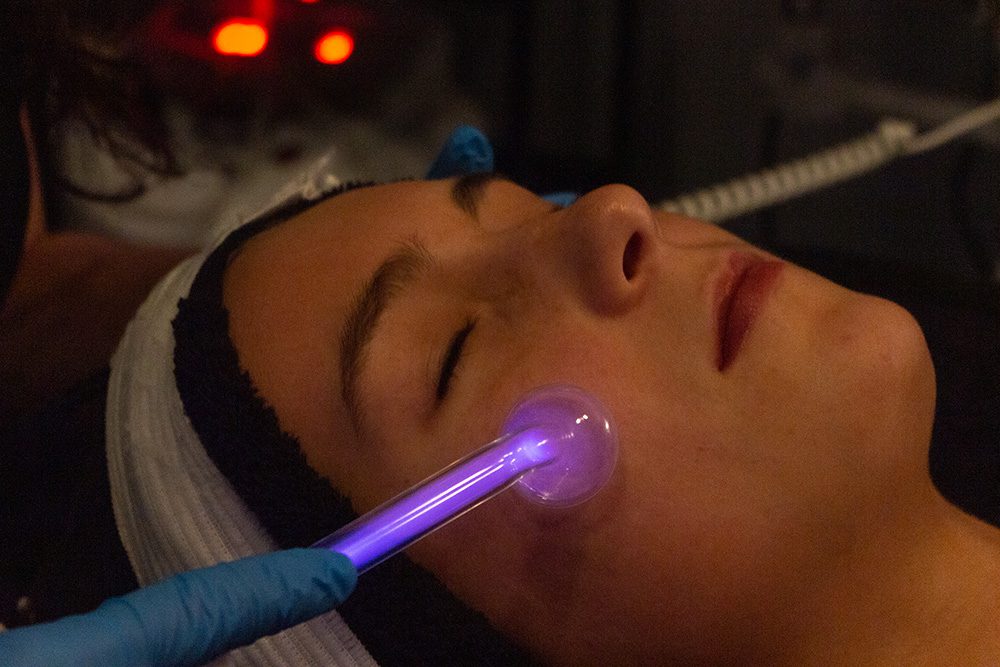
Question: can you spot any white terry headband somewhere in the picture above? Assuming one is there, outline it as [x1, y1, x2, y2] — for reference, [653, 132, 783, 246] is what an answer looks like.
[105, 156, 377, 666]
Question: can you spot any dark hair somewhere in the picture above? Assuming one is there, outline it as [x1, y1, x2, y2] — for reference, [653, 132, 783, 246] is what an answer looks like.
[12, 0, 179, 217]
[172, 187, 536, 666]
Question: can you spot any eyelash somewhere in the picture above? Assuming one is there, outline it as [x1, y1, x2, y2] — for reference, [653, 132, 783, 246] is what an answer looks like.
[436, 318, 476, 402]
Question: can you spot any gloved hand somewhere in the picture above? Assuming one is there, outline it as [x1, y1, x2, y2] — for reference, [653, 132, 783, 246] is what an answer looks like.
[426, 125, 579, 207]
[426, 124, 495, 178]
[0, 548, 356, 667]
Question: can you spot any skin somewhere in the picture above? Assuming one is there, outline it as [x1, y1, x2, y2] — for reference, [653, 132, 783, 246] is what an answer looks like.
[224, 177, 1000, 665]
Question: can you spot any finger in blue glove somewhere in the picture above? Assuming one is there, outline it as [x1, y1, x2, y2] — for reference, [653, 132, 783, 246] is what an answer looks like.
[541, 191, 579, 207]
[0, 548, 356, 667]
[426, 125, 495, 179]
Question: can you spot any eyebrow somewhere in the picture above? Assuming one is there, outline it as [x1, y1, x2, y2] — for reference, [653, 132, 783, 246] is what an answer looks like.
[339, 239, 432, 438]
[338, 173, 505, 437]
[450, 171, 503, 218]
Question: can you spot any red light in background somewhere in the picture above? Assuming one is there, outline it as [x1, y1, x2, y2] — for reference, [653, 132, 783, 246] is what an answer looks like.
[212, 19, 269, 56]
[314, 30, 354, 65]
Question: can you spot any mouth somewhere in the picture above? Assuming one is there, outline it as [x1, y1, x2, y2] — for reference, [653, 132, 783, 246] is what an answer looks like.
[713, 252, 784, 371]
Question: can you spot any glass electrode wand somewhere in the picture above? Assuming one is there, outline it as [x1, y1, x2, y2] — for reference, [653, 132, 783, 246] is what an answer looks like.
[312, 385, 618, 573]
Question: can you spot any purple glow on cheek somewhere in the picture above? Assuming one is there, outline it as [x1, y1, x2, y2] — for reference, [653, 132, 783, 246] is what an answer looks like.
[506, 385, 618, 507]
[312, 385, 618, 572]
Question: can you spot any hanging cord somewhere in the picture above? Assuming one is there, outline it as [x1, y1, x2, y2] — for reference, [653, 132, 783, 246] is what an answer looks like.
[657, 97, 1000, 223]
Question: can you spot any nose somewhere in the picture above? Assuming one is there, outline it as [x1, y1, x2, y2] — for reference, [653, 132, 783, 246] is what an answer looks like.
[546, 184, 658, 315]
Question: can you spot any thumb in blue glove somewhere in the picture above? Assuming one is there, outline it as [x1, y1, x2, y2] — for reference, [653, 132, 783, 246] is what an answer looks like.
[425, 126, 579, 207]
[426, 125, 495, 179]
[0, 548, 356, 667]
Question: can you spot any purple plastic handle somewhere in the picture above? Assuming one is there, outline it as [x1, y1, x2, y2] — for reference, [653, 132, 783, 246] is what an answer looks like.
[312, 427, 557, 573]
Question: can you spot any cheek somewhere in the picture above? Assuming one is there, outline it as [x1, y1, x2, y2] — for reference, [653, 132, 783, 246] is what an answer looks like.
[765, 277, 933, 453]
[495, 318, 652, 408]
[401, 436, 637, 654]
[693, 270, 939, 561]
[385, 324, 654, 585]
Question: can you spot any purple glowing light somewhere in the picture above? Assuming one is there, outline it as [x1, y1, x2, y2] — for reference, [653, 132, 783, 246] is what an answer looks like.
[313, 385, 617, 573]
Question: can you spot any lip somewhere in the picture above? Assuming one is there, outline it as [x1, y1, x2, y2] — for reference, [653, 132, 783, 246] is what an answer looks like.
[713, 252, 784, 371]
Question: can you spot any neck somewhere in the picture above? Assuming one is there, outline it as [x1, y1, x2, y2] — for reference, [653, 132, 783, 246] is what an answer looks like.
[783, 490, 1000, 665]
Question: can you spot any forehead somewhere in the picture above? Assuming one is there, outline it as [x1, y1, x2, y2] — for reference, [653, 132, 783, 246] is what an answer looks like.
[292, 179, 461, 250]
[225, 179, 466, 338]
[230, 174, 540, 291]
[220, 179, 468, 455]
[231, 180, 465, 290]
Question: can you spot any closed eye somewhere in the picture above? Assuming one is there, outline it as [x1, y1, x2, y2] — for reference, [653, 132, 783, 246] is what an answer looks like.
[436, 319, 475, 402]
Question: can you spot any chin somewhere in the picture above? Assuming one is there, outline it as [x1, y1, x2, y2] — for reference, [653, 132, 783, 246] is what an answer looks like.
[825, 290, 937, 475]
[781, 263, 931, 414]
[855, 292, 934, 406]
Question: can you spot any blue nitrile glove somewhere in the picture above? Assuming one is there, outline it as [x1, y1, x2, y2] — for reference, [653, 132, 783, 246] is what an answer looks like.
[0, 548, 356, 667]
[426, 125, 495, 178]
[541, 191, 579, 207]
[426, 125, 579, 206]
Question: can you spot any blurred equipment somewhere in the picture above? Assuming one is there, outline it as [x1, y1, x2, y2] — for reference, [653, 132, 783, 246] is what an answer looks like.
[138, 0, 425, 112]
[659, 98, 1000, 231]
[212, 19, 269, 57]
[57, 0, 485, 246]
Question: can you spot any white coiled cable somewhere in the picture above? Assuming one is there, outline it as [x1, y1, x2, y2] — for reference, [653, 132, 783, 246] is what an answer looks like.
[658, 97, 1000, 223]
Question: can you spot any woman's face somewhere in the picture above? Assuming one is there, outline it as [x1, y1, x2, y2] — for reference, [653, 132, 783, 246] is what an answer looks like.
[224, 177, 936, 663]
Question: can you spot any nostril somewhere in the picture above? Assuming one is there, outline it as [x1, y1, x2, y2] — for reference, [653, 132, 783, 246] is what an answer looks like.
[622, 232, 642, 281]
